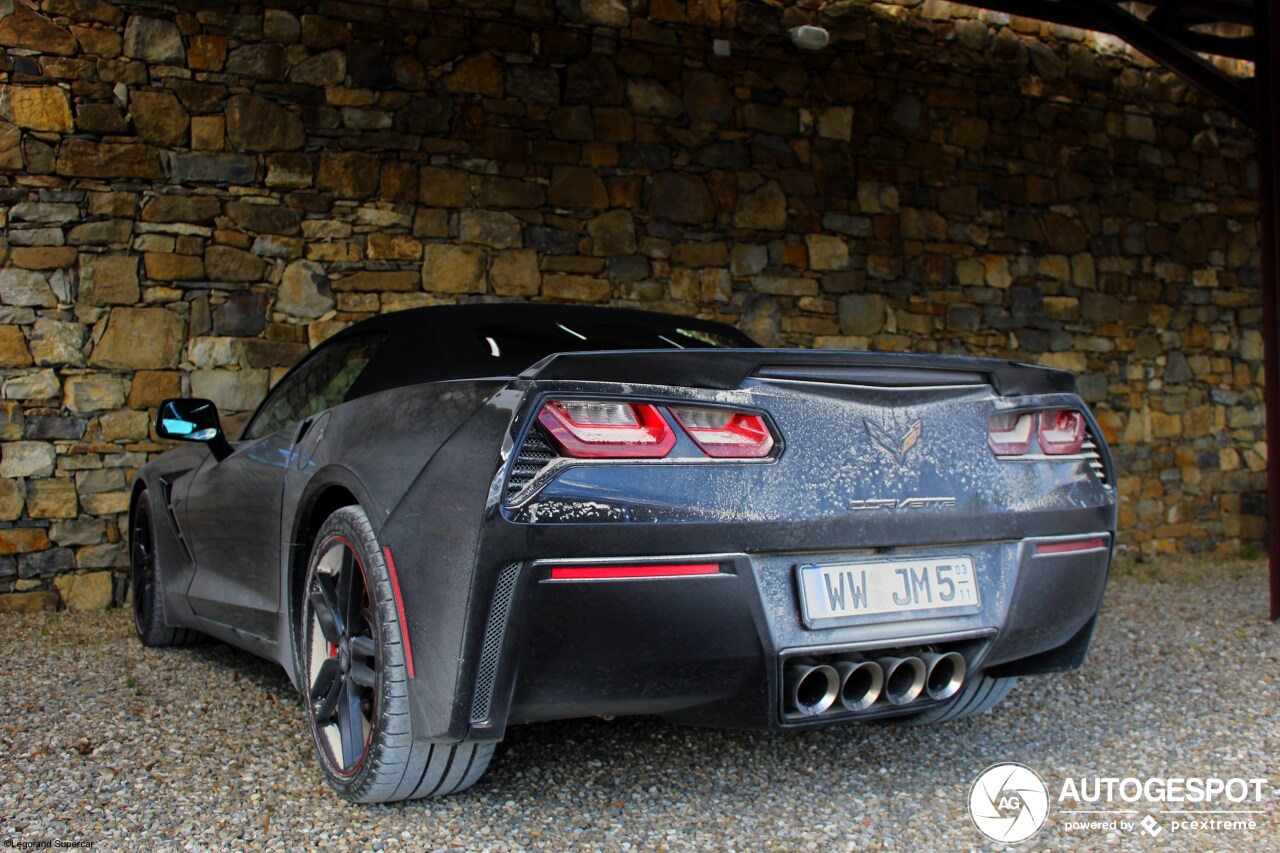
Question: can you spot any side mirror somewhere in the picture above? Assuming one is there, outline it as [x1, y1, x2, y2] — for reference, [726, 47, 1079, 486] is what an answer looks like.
[155, 398, 233, 461]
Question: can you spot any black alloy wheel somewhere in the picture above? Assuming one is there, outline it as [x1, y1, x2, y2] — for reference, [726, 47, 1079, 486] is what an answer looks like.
[131, 495, 156, 638]
[298, 505, 496, 802]
[305, 534, 378, 777]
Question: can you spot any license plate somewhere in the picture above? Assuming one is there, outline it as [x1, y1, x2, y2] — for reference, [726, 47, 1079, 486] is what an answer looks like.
[797, 556, 980, 628]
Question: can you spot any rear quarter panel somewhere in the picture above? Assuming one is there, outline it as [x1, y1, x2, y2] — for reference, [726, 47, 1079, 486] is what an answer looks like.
[281, 379, 512, 679]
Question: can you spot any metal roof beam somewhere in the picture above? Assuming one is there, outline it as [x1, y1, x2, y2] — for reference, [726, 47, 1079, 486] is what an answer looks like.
[1071, 0, 1254, 122]
[1146, 0, 1198, 31]
[956, 1, 1255, 60]
[1173, 29, 1253, 59]
[1146, 0, 1255, 29]
[955, 0, 1254, 120]
[1253, 0, 1280, 622]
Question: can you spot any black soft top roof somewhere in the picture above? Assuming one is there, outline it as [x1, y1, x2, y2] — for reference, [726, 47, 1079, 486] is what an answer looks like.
[334, 303, 760, 396]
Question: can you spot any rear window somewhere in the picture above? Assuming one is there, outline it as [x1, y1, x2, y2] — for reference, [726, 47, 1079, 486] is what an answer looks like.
[475, 322, 746, 360]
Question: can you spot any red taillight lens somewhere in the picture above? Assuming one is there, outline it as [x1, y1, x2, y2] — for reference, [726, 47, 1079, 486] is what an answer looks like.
[989, 409, 1087, 456]
[1037, 409, 1086, 455]
[669, 406, 775, 458]
[537, 400, 676, 458]
[988, 412, 1034, 455]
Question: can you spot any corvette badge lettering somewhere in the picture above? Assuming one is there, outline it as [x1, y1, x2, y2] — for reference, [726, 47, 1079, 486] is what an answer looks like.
[850, 497, 958, 511]
[866, 418, 923, 465]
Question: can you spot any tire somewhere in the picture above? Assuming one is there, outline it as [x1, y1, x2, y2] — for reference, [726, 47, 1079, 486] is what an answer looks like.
[131, 490, 203, 647]
[907, 673, 1018, 725]
[298, 505, 494, 803]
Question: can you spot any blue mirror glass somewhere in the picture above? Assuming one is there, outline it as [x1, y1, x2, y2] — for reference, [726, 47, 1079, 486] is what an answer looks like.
[161, 417, 195, 436]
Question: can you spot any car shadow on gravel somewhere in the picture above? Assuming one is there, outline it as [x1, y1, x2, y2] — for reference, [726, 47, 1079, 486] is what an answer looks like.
[60, 558, 1269, 844]
[180, 637, 300, 701]
[169, 633, 1008, 812]
[2, 565, 1274, 849]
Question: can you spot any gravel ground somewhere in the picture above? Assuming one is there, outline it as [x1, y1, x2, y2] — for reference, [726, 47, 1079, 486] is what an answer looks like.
[2, 558, 1276, 851]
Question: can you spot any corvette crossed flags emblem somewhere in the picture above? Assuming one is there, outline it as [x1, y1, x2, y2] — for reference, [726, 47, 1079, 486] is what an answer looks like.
[864, 418, 923, 465]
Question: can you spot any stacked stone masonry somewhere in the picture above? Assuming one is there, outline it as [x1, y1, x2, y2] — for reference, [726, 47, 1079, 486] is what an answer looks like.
[0, 0, 1263, 611]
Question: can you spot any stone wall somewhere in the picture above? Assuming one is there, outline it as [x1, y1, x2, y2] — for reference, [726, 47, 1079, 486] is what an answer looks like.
[0, 0, 1263, 611]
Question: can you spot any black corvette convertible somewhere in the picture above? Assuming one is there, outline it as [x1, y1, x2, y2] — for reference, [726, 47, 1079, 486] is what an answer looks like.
[131, 303, 1116, 802]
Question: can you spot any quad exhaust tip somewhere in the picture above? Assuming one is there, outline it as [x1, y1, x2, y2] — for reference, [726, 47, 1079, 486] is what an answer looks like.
[922, 651, 967, 701]
[878, 656, 927, 705]
[785, 661, 840, 716]
[784, 651, 967, 716]
[836, 658, 884, 711]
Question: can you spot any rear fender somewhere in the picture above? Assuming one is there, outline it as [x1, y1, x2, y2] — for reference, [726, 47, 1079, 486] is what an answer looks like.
[359, 387, 525, 742]
[280, 463, 384, 689]
[279, 380, 510, 694]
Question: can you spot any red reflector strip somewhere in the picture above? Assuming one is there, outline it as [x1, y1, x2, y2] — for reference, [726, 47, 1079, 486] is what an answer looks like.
[382, 546, 415, 678]
[549, 563, 721, 580]
[1034, 538, 1106, 556]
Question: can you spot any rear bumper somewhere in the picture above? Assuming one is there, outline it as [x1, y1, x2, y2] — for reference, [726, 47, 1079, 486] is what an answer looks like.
[376, 375, 1118, 742]
[466, 531, 1112, 739]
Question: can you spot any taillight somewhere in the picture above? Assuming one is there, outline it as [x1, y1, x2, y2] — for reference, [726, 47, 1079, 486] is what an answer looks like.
[537, 400, 676, 458]
[669, 406, 775, 458]
[987, 412, 1034, 456]
[989, 409, 1087, 456]
[1037, 409, 1085, 455]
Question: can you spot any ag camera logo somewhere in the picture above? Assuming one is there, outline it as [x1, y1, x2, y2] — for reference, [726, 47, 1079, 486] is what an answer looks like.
[969, 763, 1051, 843]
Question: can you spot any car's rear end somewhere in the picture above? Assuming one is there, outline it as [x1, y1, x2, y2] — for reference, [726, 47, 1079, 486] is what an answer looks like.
[397, 348, 1116, 742]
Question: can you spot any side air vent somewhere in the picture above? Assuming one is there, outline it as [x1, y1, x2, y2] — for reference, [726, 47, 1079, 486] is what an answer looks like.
[505, 427, 559, 501]
[470, 562, 522, 725]
[1081, 425, 1110, 489]
[158, 475, 195, 563]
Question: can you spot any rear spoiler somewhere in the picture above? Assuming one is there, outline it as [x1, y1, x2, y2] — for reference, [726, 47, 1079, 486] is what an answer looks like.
[523, 349, 1076, 397]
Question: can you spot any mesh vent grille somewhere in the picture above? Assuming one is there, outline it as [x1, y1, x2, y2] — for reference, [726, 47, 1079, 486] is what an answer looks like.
[470, 562, 522, 725]
[505, 427, 558, 501]
[1081, 425, 1110, 489]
